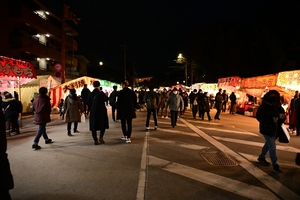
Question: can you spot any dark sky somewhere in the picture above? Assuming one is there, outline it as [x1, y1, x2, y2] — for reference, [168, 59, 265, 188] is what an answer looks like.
[43, 0, 298, 79]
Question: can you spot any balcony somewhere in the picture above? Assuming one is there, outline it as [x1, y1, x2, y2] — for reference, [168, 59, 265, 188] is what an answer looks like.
[10, 35, 61, 61]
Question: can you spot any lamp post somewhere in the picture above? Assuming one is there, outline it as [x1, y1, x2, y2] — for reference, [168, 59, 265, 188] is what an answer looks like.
[176, 53, 187, 85]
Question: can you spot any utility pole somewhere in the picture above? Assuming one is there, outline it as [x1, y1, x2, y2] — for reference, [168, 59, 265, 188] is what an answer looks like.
[120, 44, 127, 80]
[61, 0, 66, 83]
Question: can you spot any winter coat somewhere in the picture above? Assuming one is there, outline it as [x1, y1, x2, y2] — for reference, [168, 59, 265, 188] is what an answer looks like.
[214, 92, 223, 110]
[189, 92, 198, 106]
[1, 98, 20, 119]
[166, 93, 184, 111]
[203, 96, 210, 112]
[159, 92, 168, 107]
[88, 88, 100, 108]
[0, 110, 14, 191]
[89, 91, 109, 131]
[109, 90, 118, 106]
[81, 87, 91, 104]
[229, 93, 237, 105]
[143, 91, 159, 109]
[256, 100, 285, 137]
[33, 94, 51, 124]
[63, 94, 83, 123]
[117, 87, 138, 120]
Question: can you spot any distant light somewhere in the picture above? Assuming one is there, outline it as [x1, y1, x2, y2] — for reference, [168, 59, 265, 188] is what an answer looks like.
[177, 53, 183, 59]
[37, 58, 40, 61]
[46, 58, 50, 60]
[46, 34, 50, 37]
[45, 11, 49, 15]
[36, 34, 40, 37]
[99, 62, 103, 66]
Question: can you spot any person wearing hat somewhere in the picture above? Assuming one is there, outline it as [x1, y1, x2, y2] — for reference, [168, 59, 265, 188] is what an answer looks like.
[165, 88, 184, 128]
[117, 80, 139, 143]
[88, 81, 109, 145]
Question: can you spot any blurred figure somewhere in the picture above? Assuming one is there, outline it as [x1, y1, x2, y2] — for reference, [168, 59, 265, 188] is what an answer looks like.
[32, 87, 53, 150]
[158, 88, 169, 118]
[181, 91, 188, 116]
[222, 90, 228, 112]
[165, 88, 184, 128]
[0, 109, 14, 199]
[1, 93, 20, 136]
[117, 80, 138, 144]
[89, 81, 109, 145]
[58, 99, 64, 120]
[203, 92, 212, 121]
[109, 86, 118, 122]
[144, 85, 159, 131]
[288, 91, 298, 134]
[189, 89, 198, 119]
[256, 90, 285, 173]
[214, 89, 223, 120]
[198, 89, 205, 119]
[63, 89, 83, 136]
[81, 84, 91, 117]
[229, 92, 237, 114]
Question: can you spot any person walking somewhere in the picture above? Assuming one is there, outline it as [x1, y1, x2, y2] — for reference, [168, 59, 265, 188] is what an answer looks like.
[63, 89, 83, 136]
[214, 89, 223, 120]
[165, 88, 184, 128]
[158, 88, 169, 118]
[1, 92, 21, 136]
[81, 84, 91, 117]
[288, 91, 298, 134]
[31, 87, 53, 150]
[198, 89, 205, 119]
[109, 86, 118, 122]
[117, 80, 138, 143]
[203, 92, 212, 121]
[256, 90, 285, 173]
[189, 89, 199, 119]
[222, 90, 228, 112]
[0, 109, 14, 200]
[144, 85, 159, 131]
[89, 82, 109, 145]
[229, 92, 237, 114]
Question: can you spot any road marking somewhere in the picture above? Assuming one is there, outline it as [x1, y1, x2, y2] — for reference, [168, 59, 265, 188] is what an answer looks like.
[186, 119, 221, 125]
[157, 128, 198, 137]
[155, 120, 187, 127]
[239, 152, 300, 169]
[180, 118, 300, 200]
[136, 132, 149, 200]
[149, 156, 280, 200]
[197, 126, 258, 136]
[213, 136, 300, 153]
[150, 137, 210, 150]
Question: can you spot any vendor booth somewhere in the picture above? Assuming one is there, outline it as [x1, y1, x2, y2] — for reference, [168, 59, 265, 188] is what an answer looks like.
[20, 75, 60, 112]
[50, 76, 120, 109]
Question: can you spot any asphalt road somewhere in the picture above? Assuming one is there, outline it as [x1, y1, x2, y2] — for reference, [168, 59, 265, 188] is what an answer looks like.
[6, 107, 300, 200]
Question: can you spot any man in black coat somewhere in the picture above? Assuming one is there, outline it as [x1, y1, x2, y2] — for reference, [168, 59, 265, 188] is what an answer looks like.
[117, 80, 138, 144]
[88, 81, 109, 145]
[81, 84, 91, 117]
[0, 107, 14, 199]
[109, 86, 118, 122]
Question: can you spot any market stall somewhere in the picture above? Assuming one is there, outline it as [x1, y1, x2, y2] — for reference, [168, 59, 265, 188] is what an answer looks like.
[50, 76, 120, 109]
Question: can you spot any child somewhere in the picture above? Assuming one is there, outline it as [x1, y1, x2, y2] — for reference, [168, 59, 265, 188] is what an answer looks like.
[58, 99, 64, 120]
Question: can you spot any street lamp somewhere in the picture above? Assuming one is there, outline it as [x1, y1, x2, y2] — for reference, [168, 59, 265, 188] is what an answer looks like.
[176, 53, 187, 86]
[99, 61, 103, 66]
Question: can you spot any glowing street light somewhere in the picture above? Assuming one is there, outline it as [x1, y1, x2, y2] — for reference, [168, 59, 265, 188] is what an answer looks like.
[99, 61, 103, 66]
[176, 53, 187, 85]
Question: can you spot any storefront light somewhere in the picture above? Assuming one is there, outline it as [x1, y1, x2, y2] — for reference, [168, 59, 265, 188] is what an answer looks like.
[37, 58, 40, 61]
[46, 58, 50, 60]
[46, 34, 50, 37]
[36, 34, 40, 38]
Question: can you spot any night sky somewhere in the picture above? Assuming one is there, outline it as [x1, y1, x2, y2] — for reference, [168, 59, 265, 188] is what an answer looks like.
[43, 0, 300, 83]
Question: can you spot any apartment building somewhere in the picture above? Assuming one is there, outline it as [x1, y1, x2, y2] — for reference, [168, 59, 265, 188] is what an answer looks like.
[0, 0, 87, 82]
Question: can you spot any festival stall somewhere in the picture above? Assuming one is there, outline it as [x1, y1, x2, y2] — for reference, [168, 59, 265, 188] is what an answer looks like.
[20, 75, 61, 112]
[50, 76, 120, 109]
[191, 82, 218, 95]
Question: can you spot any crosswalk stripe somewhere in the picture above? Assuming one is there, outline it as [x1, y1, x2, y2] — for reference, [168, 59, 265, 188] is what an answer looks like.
[153, 120, 187, 127]
[197, 126, 258, 136]
[150, 137, 210, 150]
[239, 152, 300, 169]
[149, 156, 280, 200]
[186, 119, 221, 125]
[180, 118, 300, 200]
[213, 136, 300, 153]
[157, 128, 198, 137]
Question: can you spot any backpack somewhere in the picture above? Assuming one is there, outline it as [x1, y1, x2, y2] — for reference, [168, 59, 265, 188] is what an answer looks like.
[147, 92, 157, 109]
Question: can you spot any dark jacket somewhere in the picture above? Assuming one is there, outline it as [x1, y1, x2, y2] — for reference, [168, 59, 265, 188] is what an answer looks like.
[117, 87, 138, 120]
[89, 91, 109, 131]
[229, 93, 237, 104]
[203, 95, 210, 112]
[0, 111, 14, 192]
[1, 98, 20, 119]
[63, 94, 83, 123]
[143, 90, 159, 109]
[215, 92, 223, 110]
[109, 90, 118, 106]
[33, 94, 51, 124]
[189, 92, 198, 106]
[256, 100, 285, 137]
[88, 88, 100, 107]
[81, 87, 91, 104]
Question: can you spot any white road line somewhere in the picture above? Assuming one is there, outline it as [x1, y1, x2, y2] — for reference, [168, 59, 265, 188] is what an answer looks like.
[149, 156, 280, 200]
[180, 118, 300, 200]
[155, 120, 187, 127]
[239, 152, 300, 169]
[136, 131, 149, 200]
[213, 136, 300, 153]
[158, 128, 198, 137]
[186, 119, 221, 125]
[197, 126, 258, 137]
[150, 137, 210, 150]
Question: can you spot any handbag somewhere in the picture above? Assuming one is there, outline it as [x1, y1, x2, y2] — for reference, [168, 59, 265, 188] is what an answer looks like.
[80, 113, 85, 123]
[278, 123, 290, 143]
